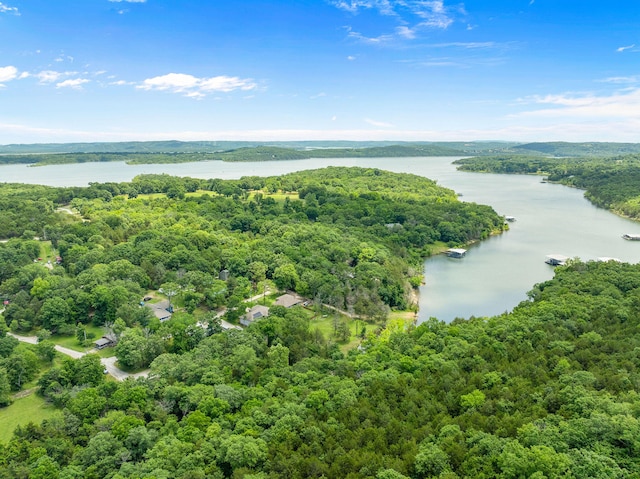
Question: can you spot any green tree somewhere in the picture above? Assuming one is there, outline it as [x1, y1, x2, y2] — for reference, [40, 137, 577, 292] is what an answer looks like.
[414, 442, 451, 478]
[115, 329, 147, 370]
[272, 263, 299, 291]
[36, 340, 56, 362]
[4, 349, 39, 390]
[39, 297, 72, 333]
[222, 435, 268, 469]
[0, 367, 11, 406]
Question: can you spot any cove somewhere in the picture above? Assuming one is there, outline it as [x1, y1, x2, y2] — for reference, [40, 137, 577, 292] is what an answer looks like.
[2, 156, 639, 323]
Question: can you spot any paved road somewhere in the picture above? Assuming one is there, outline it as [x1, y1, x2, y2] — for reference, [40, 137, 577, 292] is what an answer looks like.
[8, 333, 148, 381]
[101, 356, 150, 380]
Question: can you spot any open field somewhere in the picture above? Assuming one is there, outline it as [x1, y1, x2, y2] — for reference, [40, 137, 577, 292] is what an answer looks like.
[53, 325, 106, 352]
[0, 391, 60, 443]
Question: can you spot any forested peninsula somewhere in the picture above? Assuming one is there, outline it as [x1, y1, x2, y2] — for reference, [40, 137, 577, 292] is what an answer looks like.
[454, 154, 640, 220]
[2, 167, 640, 477]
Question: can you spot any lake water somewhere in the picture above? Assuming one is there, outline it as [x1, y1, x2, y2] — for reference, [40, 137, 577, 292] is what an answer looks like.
[2, 157, 639, 322]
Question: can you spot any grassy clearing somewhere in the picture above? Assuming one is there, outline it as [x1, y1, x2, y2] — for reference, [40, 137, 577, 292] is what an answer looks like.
[135, 190, 215, 201]
[0, 391, 60, 443]
[94, 346, 117, 358]
[38, 240, 54, 260]
[53, 324, 106, 352]
[388, 310, 418, 328]
[310, 309, 378, 352]
[247, 191, 299, 202]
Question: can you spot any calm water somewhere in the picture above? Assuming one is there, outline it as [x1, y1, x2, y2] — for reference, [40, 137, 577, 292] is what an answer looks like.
[2, 157, 639, 322]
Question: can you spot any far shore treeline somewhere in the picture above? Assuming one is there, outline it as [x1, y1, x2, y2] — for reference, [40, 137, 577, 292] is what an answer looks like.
[4, 140, 640, 166]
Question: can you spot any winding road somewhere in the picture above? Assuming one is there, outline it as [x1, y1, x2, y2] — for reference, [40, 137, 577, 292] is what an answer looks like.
[7, 333, 149, 381]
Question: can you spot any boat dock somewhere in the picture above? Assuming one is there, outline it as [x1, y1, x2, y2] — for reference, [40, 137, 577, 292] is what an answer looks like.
[545, 254, 568, 266]
[622, 234, 640, 241]
[446, 248, 467, 258]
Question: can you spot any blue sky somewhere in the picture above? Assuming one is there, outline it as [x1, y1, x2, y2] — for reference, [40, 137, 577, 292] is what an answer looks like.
[0, 0, 639, 143]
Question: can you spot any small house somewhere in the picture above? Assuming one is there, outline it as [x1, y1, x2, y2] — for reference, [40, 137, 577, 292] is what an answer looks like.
[94, 337, 114, 350]
[240, 305, 270, 327]
[273, 293, 301, 308]
[219, 269, 230, 280]
[147, 300, 172, 322]
[446, 248, 467, 258]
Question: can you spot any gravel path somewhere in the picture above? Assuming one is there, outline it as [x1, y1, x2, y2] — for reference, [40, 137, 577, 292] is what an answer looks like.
[7, 332, 148, 381]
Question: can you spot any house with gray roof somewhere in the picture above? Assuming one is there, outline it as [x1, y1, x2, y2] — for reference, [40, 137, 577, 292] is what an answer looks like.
[240, 304, 270, 327]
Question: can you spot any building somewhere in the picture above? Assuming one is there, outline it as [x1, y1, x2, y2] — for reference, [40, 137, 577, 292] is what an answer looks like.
[219, 269, 230, 280]
[273, 293, 301, 308]
[146, 299, 172, 322]
[446, 248, 467, 258]
[94, 337, 114, 350]
[240, 305, 270, 327]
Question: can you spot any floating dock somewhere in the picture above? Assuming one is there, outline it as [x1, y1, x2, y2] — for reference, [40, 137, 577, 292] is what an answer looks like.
[622, 234, 640, 241]
[446, 248, 467, 258]
[545, 254, 568, 266]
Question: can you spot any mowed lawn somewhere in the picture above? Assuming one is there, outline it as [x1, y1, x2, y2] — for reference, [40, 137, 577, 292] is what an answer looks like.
[0, 391, 60, 443]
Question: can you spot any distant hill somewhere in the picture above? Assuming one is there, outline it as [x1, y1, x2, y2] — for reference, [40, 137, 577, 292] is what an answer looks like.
[513, 142, 640, 157]
[0, 140, 510, 155]
[3, 141, 640, 165]
[0, 144, 468, 166]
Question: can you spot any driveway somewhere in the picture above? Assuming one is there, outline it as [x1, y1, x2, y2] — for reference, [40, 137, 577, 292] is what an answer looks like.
[101, 356, 149, 380]
[8, 332, 148, 381]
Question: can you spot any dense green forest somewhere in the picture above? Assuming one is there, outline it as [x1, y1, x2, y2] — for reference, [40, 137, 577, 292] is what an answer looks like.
[512, 142, 640, 157]
[454, 154, 640, 219]
[3, 243, 640, 475]
[3, 168, 640, 477]
[0, 166, 502, 382]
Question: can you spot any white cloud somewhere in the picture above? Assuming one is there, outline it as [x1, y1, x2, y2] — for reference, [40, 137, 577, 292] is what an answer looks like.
[598, 76, 640, 84]
[0, 2, 19, 15]
[54, 54, 74, 63]
[109, 0, 146, 3]
[332, 1, 396, 15]
[36, 70, 64, 83]
[0, 65, 18, 83]
[334, 0, 459, 45]
[415, 1, 453, 29]
[364, 117, 394, 127]
[396, 26, 416, 39]
[137, 73, 257, 97]
[616, 44, 636, 53]
[56, 78, 90, 89]
[430, 41, 499, 49]
[347, 55, 356, 60]
[516, 88, 640, 120]
[346, 28, 395, 45]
